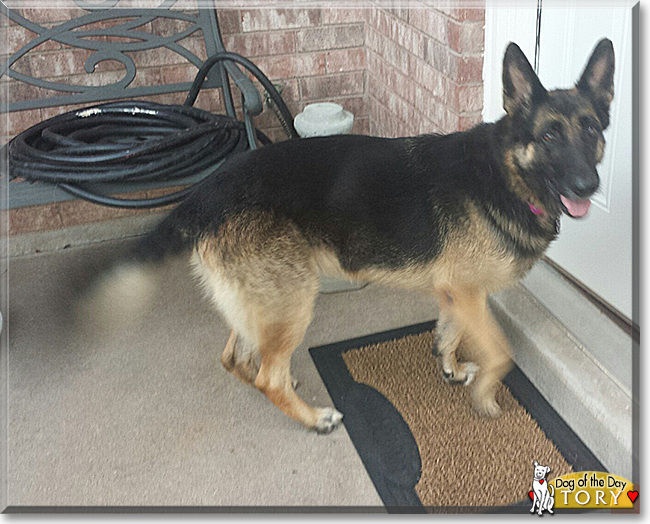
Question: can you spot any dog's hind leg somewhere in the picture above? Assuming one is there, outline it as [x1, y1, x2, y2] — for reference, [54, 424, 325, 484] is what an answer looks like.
[221, 330, 299, 389]
[435, 292, 479, 386]
[254, 314, 342, 434]
[193, 217, 342, 433]
[438, 286, 512, 416]
[239, 264, 341, 433]
[221, 329, 259, 385]
[249, 273, 342, 432]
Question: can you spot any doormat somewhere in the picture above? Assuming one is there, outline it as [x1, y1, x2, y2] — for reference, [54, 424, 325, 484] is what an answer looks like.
[309, 321, 605, 513]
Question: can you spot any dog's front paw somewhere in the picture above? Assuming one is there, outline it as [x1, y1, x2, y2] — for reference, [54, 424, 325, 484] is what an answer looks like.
[314, 408, 343, 435]
[460, 362, 479, 386]
[473, 395, 502, 417]
[442, 362, 479, 386]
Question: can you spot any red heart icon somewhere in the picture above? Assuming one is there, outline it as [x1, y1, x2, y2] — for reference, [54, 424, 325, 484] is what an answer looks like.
[529, 491, 534, 500]
[540, 480, 544, 484]
[627, 491, 639, 503]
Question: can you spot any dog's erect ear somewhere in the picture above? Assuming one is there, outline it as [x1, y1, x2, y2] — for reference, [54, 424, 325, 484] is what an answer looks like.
[546, 466, 551, 475]
[577, 38, 615, 128]
[533, 461, 539, 467]
[502, 42, 547, 115]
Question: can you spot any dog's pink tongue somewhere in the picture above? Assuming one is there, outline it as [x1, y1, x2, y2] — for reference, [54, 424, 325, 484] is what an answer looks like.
[561, 195, 592, 217]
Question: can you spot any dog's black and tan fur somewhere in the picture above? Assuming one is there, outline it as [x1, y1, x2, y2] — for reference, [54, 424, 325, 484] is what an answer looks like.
[86, 40, 615, 433]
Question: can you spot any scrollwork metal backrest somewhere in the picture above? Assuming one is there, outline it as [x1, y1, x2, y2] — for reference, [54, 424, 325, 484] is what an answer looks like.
[0, 0, 226, 112]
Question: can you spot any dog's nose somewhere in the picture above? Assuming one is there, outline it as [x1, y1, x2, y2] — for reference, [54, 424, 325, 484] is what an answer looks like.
[571, 173, 600, 198]
[578, 179, 599, 196]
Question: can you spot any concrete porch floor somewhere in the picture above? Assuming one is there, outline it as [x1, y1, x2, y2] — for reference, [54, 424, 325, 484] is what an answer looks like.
[6, 234, 439, 508]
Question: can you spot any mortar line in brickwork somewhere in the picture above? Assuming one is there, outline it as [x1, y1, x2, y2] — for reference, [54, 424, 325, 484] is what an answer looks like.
[239, 21, 364, 36]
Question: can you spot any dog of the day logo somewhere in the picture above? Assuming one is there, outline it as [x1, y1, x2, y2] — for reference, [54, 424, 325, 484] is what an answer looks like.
[529, 461, 555, 515]
[528, 462, 637, 513]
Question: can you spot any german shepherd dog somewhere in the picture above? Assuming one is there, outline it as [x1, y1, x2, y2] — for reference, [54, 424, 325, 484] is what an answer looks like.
[86, 39, 615, 434]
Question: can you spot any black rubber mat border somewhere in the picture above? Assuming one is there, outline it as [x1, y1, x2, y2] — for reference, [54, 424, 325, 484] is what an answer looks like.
[309, 320, 607, 514]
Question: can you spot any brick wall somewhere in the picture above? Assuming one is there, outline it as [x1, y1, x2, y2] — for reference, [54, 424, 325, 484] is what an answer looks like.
[3, 2, 485, 236]
[225, 6, 368, 142]
[366, 1, 485, 137]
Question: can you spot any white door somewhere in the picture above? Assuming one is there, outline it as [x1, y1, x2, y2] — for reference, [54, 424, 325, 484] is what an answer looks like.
[483, 1, 635, 320]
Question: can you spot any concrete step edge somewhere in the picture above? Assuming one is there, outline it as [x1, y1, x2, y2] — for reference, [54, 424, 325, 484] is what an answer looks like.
[490, 284, 633, 480]
[7, 214, 166, 259]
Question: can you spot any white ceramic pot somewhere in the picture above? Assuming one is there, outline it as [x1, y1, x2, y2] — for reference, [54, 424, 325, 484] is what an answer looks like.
[293, 102, 354, 138]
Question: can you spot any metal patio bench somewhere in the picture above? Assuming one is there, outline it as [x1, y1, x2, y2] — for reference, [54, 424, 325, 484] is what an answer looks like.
[1, 0, 295, 209]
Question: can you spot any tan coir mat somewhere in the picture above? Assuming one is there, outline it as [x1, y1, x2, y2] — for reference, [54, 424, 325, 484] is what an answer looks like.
[309, 321, 605, 513]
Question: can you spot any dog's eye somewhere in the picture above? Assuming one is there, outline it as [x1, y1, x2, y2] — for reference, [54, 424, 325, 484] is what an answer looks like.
[542, 131, 556, 143]
[581, 117, 601, 137]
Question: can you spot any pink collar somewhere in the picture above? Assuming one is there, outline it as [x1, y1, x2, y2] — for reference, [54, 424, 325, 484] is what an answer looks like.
[529, 203, 545, 216]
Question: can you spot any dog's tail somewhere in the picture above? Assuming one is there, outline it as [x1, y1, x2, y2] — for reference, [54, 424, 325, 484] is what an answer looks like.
[76, 209, 195, 334]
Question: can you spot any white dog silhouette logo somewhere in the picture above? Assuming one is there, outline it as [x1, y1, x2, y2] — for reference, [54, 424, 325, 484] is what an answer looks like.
[530, 461, 555, 515]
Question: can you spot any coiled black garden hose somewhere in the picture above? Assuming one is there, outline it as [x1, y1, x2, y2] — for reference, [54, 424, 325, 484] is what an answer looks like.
[4, 52, 298, 208]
